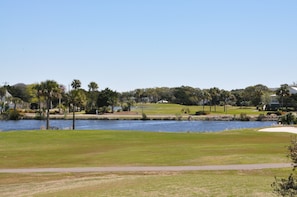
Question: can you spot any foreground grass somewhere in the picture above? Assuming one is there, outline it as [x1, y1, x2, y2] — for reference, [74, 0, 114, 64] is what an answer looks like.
[0, 169, 291, 197]
[0, 129, 295, 196]
[0, 129, 293, 168]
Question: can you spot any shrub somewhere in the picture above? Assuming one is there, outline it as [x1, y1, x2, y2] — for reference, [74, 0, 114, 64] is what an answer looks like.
[272, 138, 297, 196]
[122, 105, 130, 111]
[175, 114, 182, 121]
[240, 113, 250, 121]
[267, 111, 282, 116]
[85, 109, 97, 114]
[272, 174, 297, 196]
[4, 109, 22, 120]
[181, 108, 190, 114]
[279, 113, 297, 125]
[34, 114, 45, 120]
[195, 111, 210, 116]
[141, 113, 148, 120]
[257, 114, 266, 121]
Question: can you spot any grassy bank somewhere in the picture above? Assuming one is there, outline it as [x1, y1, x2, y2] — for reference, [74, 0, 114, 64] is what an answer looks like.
[0, 129, 292, 168]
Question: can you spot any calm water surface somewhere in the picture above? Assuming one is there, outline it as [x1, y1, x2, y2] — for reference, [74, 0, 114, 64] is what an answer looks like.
[0, 120, 276, 132]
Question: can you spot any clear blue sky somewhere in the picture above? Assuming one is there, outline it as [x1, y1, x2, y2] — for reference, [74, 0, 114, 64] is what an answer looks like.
[1, 0, 296, 92]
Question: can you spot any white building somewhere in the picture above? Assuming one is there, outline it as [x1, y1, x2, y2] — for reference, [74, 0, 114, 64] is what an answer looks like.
[269, 86, 297, 110]
[0, 90, 12, 112]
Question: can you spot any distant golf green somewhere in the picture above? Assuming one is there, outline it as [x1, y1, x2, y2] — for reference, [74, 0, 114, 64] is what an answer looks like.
[133, 103, 267, 115]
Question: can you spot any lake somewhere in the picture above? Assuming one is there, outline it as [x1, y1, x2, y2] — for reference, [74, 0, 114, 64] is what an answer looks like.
[0, 120, 276, 132]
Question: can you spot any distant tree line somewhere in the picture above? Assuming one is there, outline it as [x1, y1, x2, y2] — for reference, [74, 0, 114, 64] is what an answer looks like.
[1, 80, 297, 124]
[121, 84, 297, 111]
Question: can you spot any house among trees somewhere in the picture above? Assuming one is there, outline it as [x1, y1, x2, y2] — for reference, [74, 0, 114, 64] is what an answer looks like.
[290, 87, 297, 94]
[157, 99, 168, 104]
[0, 90, 12, 112]
[268, 86, 297, 111]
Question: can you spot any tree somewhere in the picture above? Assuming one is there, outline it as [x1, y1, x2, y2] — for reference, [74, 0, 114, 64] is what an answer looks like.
[0, 86, 6, 113]
[97, 88, 118, 113]
[220, 90, 231, 113]
[108, 90, 119, 113]
[70, 79, 84, 130]
[134, 89, 144, 103]
[230, 89, 244, 106]
[39, 80, 60, 129]
[209, 87, 220, 112]
[119, 91, 135, 111]
[87, 82, 99, 111]
[6, 83, 31, 104]
[88, 82, 98, 92]
[272, 138, 297, 196]
[57, 84, 66, 114]
[173, 86, 200, 105]
[33, 83, 45, 117]
[276, 84, 291, 110]
[11, 97, 22, 111]
[201, 89, 211, 112]
[71, 79, 81, 90]
[0, 86, 6, 98]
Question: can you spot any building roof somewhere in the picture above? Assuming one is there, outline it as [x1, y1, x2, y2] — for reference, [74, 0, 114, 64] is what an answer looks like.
[289, 87, 297, 94]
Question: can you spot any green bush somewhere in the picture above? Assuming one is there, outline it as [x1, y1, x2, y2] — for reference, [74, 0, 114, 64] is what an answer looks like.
[279, 113, 297, 125]
[141, 113, 148, 120]
[272, 138, 297, 196]
[122, 105, 130, 111]
[4, 109, 22, 120]
[85, 109, 97, 114]
[195, 111, 210, 115]
[240, 113, 250, 121]
[257, 114, 266, 121]
[34, 113, 45, 120]
[272, 174, 297, 196]
[181, 108, 190, 114]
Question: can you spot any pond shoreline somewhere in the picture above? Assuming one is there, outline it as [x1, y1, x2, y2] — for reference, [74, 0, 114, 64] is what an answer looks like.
[21, 113, 279, 121]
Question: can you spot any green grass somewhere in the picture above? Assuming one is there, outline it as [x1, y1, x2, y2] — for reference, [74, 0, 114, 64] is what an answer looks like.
[133, 103, 266, 116]
[0, 129, 293, 168]
[0, 129, 295, 196]
[0, 169, 291, 196]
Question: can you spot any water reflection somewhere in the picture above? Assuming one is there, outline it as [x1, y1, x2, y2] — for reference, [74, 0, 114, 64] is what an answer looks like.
[0, 120, 276, 132]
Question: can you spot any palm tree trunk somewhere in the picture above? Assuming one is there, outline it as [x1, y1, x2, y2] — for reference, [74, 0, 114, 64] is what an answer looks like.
[46, 99, 50, 130]
[38, 97, 42, 117]
[72, 105, 75, 130]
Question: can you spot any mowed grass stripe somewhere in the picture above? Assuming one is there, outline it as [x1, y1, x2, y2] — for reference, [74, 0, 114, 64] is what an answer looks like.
[0, 129, 293, 168]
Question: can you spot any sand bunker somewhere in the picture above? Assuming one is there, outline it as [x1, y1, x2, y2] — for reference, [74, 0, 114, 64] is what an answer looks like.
[259, 126, 297, 134]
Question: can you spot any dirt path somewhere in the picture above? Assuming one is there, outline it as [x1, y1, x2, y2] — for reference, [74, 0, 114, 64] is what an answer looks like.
[0, 163, 292, 173]
[0, 163, 291, 197]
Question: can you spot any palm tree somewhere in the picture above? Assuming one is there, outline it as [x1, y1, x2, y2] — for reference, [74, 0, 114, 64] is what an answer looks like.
[209, 87, 221, 112]
[88, 82, 98, 92]
[88, 82, 99, 110]
[39, 80, 60, 129]
[33, 84, 44, 118]
[276, 84, 290, 110]
[201, 90, 210, 112]
[71, 79, 81, 90]
[70, 79, 85, 130]
[220, 90, 231, 113]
